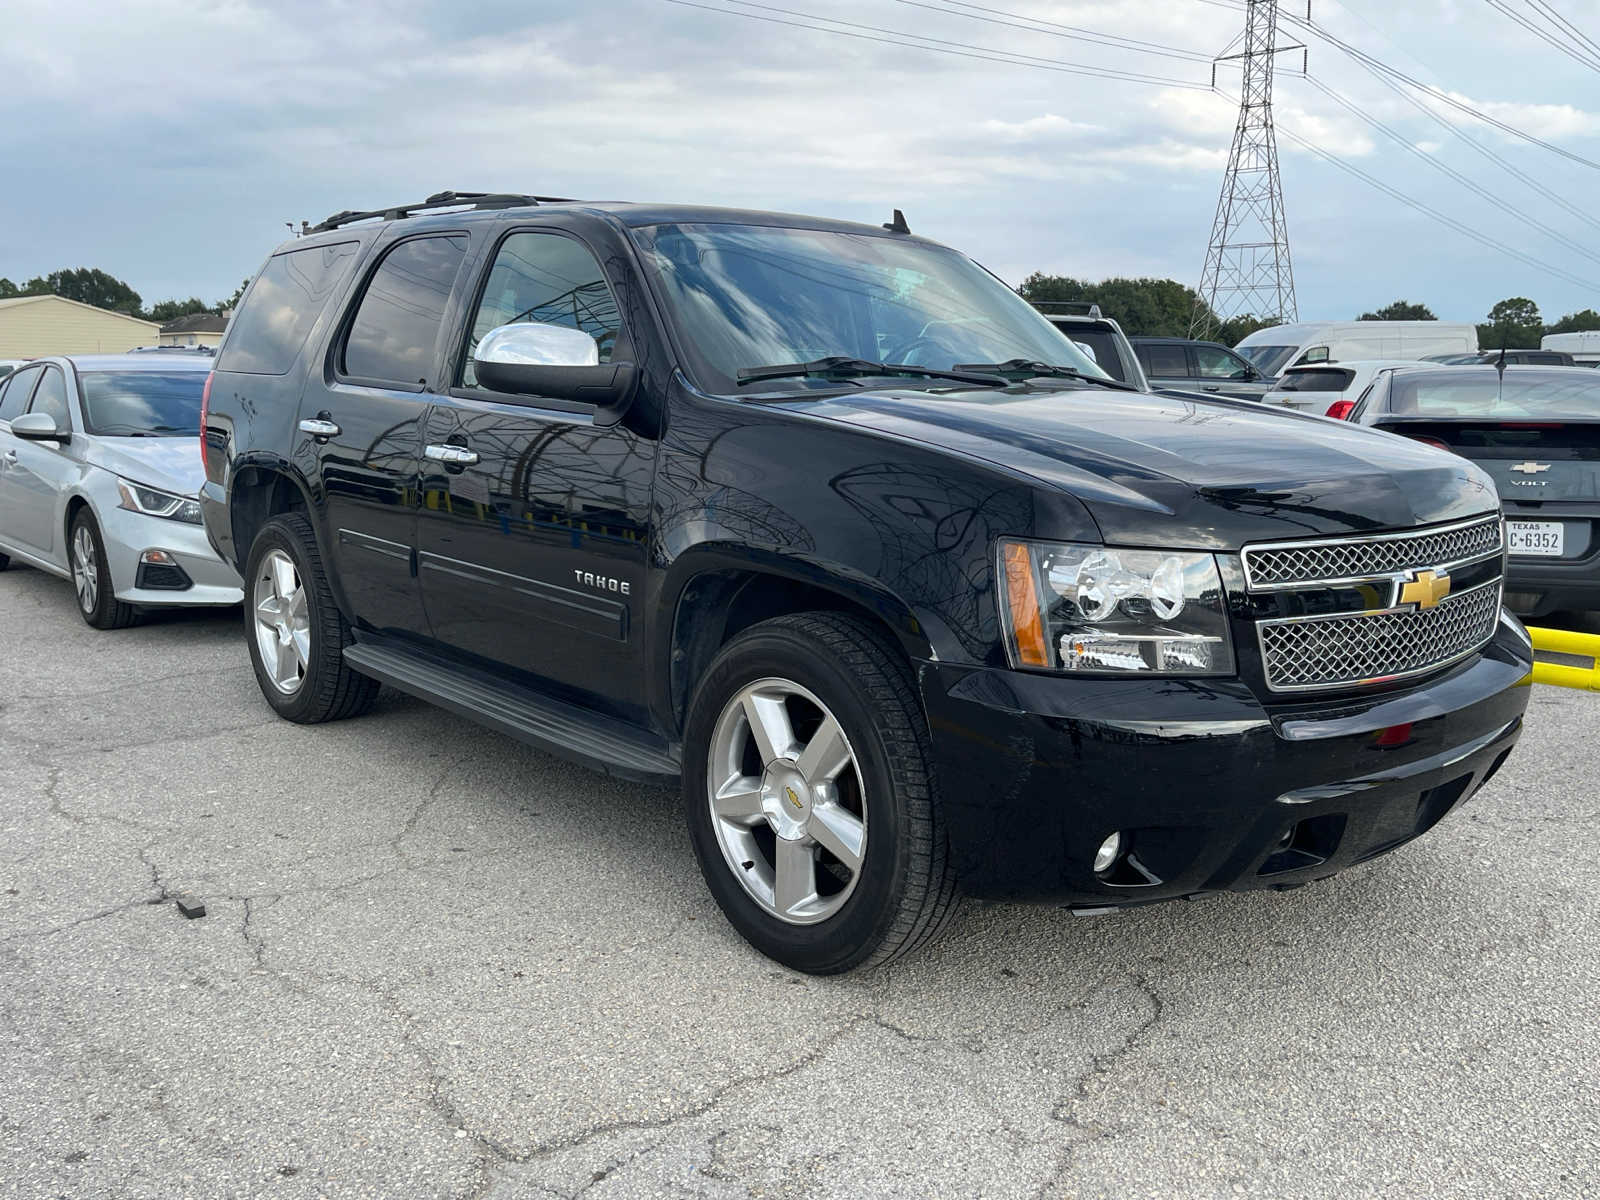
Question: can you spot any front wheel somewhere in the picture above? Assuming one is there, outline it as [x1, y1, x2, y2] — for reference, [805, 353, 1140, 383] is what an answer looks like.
[69, 510, 139, 630]
[683, 612, 958, 974]
[243, 513, 379, 724]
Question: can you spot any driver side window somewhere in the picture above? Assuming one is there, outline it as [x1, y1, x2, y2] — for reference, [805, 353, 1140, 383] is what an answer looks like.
[1194, 346, 1246, 379]
[28, 367, 71, 430]
[462, 231, 621, 388]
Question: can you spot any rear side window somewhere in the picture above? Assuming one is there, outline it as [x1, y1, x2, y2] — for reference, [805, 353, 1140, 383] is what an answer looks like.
[218, 241, 359, 376]
[0, 366, 40, 421]
[1278, 368, 1356, 393]
[1050, 326, 1126, 382]
[1143, 345, 1189, 376]
[28, 367, 70, 428]
[342, 235, 468, 387]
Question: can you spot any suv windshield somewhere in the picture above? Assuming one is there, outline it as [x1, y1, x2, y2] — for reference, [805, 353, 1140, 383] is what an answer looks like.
[79, 370, 206, 436]
[1237, 344, 1296, 376]
[631, 222, 1106, 392]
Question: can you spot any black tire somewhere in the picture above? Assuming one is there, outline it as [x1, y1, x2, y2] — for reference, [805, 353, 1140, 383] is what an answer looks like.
[69, 509, 140, 630]
[243, 513, 379, 724]
[683, 612, 959, 974]
[0, 552, 9, 570]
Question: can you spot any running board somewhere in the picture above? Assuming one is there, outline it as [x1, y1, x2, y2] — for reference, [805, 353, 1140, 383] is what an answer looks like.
[343, 637, 681, 786]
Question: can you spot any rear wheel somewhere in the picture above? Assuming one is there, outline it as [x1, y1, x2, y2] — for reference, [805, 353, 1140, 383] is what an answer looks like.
[243, 513, 379, 724]
[69, 510, 139, 630]
[683, 612, 958, 974]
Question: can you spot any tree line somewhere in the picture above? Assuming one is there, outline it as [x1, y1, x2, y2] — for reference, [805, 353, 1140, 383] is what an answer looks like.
[1019, 273, 1598, 349]
[0, 268, 249, 325]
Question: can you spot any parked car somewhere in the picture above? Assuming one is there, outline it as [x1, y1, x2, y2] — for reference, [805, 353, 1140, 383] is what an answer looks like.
[1261, 360, 1428, 415]
[200, 191, 1531, 973]
[1031, 302, 1150, 389]
[0, 354, 243, 627]
[1235, 321, 1478, 377]
[1542, 331, 1600, 368]
[1340, 365, 1600, 617]
[1129, 337, 1273, 399]
[0, 359, 26, 380]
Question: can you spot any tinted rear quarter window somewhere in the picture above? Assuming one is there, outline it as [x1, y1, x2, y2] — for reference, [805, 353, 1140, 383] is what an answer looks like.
[342, 235, 469, 387]
[218, 241, 359, 375]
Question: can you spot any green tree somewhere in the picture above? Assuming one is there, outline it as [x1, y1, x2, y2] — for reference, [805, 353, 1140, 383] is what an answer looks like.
[1017, 274, 1204, 338]
[216, 278, 250, 313]
[145, 296, 214, 324]
[20, 267, 143, 315]
[1477, 296, 1544, 350]
[1358, 300, 1436, 321]
[1546, 308, 1600, 335]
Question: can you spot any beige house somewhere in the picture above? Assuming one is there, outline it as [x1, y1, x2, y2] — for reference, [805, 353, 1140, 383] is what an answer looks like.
[158, 312, 228, 348]
[0, 294, 159, 357]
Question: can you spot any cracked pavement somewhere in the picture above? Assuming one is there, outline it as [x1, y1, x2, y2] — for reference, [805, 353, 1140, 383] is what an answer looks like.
[2, 562, 1597, 1199]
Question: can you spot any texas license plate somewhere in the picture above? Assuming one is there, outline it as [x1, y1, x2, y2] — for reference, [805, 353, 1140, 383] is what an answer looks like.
[1506, 520, 1564, 557]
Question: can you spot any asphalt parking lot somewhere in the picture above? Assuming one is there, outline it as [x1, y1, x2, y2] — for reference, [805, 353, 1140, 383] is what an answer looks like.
[2, 562, 1596, 1200]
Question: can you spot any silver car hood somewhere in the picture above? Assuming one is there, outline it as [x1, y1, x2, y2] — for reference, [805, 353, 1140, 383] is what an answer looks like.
[83, 436, 205, 496]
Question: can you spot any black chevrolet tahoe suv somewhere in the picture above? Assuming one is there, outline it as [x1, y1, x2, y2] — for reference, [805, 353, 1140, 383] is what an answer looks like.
[200, 190, 1533, 974]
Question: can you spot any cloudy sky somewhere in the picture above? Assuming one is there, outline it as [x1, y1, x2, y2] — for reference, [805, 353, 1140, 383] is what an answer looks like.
[2, 0, 1597, 324]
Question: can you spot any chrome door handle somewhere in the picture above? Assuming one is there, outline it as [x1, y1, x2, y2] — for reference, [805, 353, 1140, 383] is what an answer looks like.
[1203, 385, 1221, 392]
[298, 418, 342, 439]
[425, 444, 479, 466]
[1, 450, 15, 465]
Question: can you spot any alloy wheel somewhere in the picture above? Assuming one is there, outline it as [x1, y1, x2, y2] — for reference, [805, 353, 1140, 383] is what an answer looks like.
[71, 524, 98, 614]
[706, 677, 868, 925]
[253, 549, 311, 694]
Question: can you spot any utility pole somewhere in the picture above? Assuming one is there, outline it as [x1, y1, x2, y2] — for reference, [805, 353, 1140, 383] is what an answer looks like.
[1191, 1, 1306, 341]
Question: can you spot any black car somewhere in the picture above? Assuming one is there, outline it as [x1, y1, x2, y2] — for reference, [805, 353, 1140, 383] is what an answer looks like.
[1130, 337, 1274, 400]
[200, 191, 1532, 974]
[1347, 364, 1600, 617]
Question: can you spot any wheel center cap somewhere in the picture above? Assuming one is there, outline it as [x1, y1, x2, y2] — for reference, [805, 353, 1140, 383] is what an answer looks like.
[761, 763, 812, 840]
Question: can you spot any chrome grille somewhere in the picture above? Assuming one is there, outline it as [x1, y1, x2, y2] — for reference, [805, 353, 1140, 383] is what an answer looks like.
[1258, 579, 1502, 691]
[1243, 516, 1503, 589]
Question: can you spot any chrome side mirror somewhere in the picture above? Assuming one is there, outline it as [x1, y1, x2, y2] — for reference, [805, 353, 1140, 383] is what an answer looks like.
[10, 411, 69, 444]
[472, 322, 636, 413]
[477, 322, 600, 368]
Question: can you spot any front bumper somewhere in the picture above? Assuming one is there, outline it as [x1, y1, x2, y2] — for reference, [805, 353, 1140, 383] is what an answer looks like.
[101, 503, 243, 607]
[920, 616, 1532, 905]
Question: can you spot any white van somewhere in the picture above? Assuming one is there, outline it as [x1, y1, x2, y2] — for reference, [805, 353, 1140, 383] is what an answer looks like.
[1542, 330, 1600, 367]
[1234, 321, 1479, 378]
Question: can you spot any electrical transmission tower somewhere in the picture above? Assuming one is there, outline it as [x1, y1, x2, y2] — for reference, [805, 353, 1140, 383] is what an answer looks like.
[1191, 1, 1306, 340]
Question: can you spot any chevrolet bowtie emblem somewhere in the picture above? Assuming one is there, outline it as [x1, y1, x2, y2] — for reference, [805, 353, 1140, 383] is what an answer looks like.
[785, 786, 803, 810]
[1400, 569, 1452, 610]
[1510, 461, 1551, 474]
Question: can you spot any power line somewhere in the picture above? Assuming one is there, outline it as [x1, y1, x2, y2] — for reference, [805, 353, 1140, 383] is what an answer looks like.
[888, 0, 1215, 62]
[1302, 74, 1600, 264]
[1276, 123, 1600, 290]
[1527, 0, 1600, 61]
[1481, 0, 1600, 71]
[1275, 5, 1600, 170]
[664, 0, 1217, 88]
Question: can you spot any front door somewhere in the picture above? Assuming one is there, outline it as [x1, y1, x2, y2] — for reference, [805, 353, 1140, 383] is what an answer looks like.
[306, 231, 470, 637]
[1, 365, 78, 560]
[415, 227, 654, 721]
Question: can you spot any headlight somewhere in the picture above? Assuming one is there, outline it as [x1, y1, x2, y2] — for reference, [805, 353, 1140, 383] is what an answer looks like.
[116, 479, 203, 525]
[998, 539, 1235, 676]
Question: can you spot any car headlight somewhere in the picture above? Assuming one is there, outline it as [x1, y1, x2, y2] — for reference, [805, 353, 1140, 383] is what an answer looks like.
[998, 539, 1235, 676]
[116, 478, 203, 525]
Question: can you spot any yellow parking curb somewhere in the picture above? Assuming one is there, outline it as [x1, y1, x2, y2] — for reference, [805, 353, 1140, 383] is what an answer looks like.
[1527, 626, 1600, 692]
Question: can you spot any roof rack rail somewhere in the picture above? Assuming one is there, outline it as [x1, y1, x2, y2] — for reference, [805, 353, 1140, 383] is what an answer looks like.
[1031, 300, 1104, 320]
[308, 190, 575, 233]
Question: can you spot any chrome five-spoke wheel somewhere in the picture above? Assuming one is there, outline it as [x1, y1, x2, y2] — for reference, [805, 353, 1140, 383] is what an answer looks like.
[71, 524, 99, 614]
[253, 548, 310, 695]
[707, 678, 868, 925]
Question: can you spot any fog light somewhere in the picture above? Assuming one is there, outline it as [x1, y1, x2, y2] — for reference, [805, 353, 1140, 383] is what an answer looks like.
[1093, 832, 1123, 875]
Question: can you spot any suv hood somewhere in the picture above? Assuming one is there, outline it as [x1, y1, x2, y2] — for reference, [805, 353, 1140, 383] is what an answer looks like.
[83, 436, 205, 496]
[795, 387, 1499, 547]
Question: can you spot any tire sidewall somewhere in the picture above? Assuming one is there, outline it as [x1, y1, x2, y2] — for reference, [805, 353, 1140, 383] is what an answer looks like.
[70, 510, 121, 628]
[683, 623, 919, 973]
[242, 518, 332, 721]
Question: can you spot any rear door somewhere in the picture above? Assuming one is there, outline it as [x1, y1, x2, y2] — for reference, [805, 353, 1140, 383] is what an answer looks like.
[415, 223, 654, 721]
[306, 232, 471, 636]
[2, 365, 77, 558]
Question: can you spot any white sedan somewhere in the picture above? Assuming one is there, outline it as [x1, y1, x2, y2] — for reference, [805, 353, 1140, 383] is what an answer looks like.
[0, 354, 242, 628]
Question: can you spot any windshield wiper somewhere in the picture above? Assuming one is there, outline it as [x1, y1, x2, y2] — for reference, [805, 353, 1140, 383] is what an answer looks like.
[955, 359, 1141, 392]
[95, 424, 193, 437]
[736, 356, 1007, 388]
